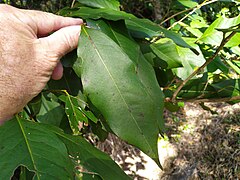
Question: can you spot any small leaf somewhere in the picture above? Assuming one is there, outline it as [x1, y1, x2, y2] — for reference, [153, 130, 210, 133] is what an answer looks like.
[83, 110, 98, 123]
[126, 18, 197, 51]
[59, 93, 88, 135]
[179, 78, 240, 100]
[150, 38, 182, 68]
[164, 102, 181, 112]
[160, 27, 199, 54]
[36, 93, 65, 126]
[207, 56, 229, 74]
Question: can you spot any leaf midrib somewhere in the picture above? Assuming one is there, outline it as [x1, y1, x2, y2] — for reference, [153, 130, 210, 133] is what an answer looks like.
[126, 19, 158, 35]
[82, 27, 152, 152]
[17, 116, 40, 180]
[109, 25, 162, 130]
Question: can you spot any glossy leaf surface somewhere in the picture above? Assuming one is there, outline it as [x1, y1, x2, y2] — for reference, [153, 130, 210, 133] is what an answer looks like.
[151, 38, 205, 79]
[59, 7, 194, 50]
[199, 15, 240, 46]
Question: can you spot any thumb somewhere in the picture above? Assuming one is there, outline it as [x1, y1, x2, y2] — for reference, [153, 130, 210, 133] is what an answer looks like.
[40, 25, 81, 59]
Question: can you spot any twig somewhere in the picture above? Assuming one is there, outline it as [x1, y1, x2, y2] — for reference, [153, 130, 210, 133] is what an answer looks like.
[172, 30, 237, 103]
[161, 7, 193, 25]
[71, 0, 76, 8]
[173, 96, 240, 103]
[167, 0, 218, 30]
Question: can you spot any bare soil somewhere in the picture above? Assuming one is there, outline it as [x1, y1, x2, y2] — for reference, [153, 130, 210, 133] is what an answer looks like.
[97, 102, 240, 180]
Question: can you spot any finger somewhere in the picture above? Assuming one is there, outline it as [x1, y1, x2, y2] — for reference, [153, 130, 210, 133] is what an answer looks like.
[39, 25, 81, 58]
[52, 62, 63, 80]
[21, 9, 83, 35]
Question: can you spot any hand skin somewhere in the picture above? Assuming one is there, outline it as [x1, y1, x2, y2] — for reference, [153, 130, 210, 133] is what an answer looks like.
[0, 5, 83, 124]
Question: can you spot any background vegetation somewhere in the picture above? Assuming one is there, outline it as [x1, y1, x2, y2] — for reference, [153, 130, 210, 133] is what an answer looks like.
[0, 0, 239, 179]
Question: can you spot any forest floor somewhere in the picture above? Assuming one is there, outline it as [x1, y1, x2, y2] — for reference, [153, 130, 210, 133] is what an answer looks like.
[97, 102, 240, 180]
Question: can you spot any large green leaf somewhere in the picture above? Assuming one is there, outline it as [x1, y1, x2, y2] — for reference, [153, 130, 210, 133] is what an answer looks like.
[87, 19, 165, 132]
[0, 117, 130, 179]
[75, 26, 162, 164]
[52, 128, 131, 180]
[60, 7, 135, 21]
[77, 0, 120, 10]
[59, 7, 194, 50]
[108, 21, 165, 130]
[125, 18, 196, 51]
[0, 117, 73, 179]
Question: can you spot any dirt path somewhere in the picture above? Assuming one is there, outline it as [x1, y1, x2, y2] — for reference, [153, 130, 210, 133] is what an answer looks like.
[97, 102, 240, 179]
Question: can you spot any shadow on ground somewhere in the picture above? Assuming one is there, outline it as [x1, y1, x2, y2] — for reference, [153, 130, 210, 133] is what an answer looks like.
[163, 102, 240, 180]
[95, 102, 240, 180]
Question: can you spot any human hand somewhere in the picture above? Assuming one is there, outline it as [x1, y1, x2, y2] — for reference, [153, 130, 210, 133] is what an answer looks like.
[0, 5, 83, 124]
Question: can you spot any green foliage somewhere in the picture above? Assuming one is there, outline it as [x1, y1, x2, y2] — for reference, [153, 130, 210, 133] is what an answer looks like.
[1, 0, 240, 179]
[0, 117, 129, 179]
[77, 0, 120, 10]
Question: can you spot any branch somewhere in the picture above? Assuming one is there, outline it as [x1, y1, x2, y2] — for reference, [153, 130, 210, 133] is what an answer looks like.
[172, 30, 237, 103]
[174, 96, 240, 103]
[161, 8, 193, 25]
[71, 0, 76, 8]
[167, 0, 218, 30]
